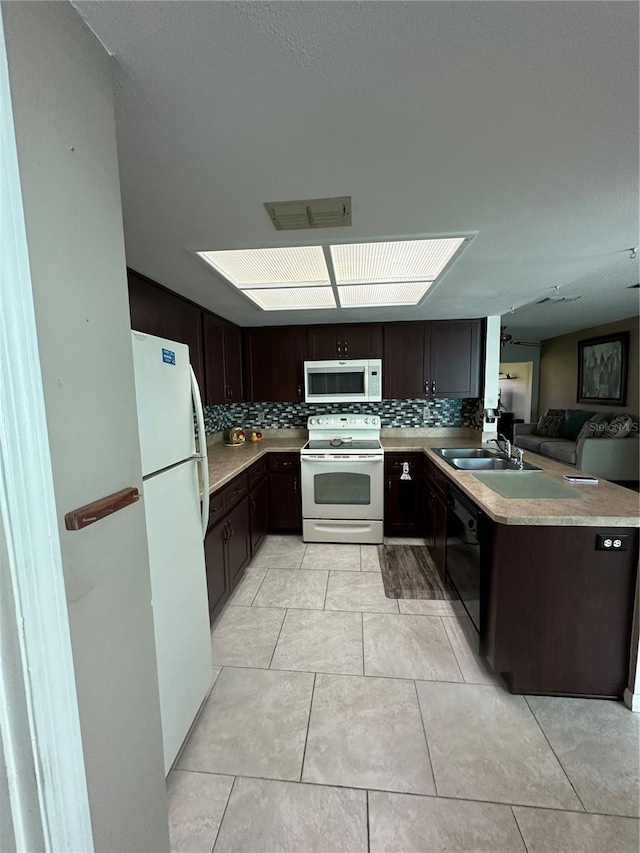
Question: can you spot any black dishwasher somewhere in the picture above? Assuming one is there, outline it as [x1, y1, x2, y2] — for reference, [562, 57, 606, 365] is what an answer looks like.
[446, 486, 487, 634]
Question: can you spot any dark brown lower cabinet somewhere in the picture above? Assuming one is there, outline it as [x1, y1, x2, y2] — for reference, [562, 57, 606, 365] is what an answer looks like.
[204, 468, 253, 621]
[249, 476, 268, 555]
[225, 498, 250, 587]
[422, 459, 448, 577]
[384, 454, 423, 536]
[485, 523, 639, 698]
[204, 516, 227, 618]
[268, 454, 302, 532]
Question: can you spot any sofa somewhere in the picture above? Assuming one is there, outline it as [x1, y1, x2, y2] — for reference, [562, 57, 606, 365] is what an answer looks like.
[514, 409, 639, 482]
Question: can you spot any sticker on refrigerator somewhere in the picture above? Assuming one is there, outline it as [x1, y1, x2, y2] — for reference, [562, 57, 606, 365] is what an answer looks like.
[162, 348, 176, 365]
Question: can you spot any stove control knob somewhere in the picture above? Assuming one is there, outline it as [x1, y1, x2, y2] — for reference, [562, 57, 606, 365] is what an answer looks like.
[309, 418, 315, 425]
[364, 418, 369, 424]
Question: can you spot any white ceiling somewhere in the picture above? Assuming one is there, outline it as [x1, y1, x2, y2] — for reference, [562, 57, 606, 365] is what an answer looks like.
[73, 1, 639, 337]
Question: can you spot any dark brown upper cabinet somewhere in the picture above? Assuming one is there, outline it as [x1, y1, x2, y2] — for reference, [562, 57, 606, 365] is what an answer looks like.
[202, 313, 226, 405]
[202, 313, 244, 405]
[383, 320, 483, 400]
[383, 322, 429, 399]
[128, 270, 205, 394]
[429, 321, 482, 398]
[246, 326, 306, 402]
[308, 324, 383, 360]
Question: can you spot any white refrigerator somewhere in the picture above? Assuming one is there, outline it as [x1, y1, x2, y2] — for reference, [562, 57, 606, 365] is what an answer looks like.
[131, 331, 212, 774]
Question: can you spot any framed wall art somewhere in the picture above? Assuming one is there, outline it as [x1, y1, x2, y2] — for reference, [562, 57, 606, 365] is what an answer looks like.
[577, 331, 629, 406]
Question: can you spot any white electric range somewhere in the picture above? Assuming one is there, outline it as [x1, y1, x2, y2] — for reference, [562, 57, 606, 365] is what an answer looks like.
[300, 414, 384, 544]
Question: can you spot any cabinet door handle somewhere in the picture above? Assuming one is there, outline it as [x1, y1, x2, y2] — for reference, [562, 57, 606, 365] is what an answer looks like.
[293, 477, 298, 494]
[229, 521, 234, 539]
[388, 478, 391, 492]
[336, 341, 341, 356]
[297, 384, 302, 398]
[432, 380, 436, 395]
[424, 381, 429, 395]
[250, 496, 255, 511]
[343, 342, 348, 355]
[223, 520, 230, 541]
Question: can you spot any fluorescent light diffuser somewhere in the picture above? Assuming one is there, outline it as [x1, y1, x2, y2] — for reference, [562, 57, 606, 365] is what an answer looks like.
[196, 234, 469, 311]
[197, 246, 329, 288]
[243, 287, 336, 311]
[331, 238, 465, 284]
[338, 281, 433, 307]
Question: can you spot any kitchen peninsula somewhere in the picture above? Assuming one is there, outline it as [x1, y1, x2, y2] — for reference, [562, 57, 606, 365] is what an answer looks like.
[201, 430, 639, 703]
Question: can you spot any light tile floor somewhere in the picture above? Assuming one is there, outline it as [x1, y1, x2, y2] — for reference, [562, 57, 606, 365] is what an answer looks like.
[169, 536, 640, 852]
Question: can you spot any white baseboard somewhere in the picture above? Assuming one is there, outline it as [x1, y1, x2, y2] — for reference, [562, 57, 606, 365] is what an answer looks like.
[623, 687, 640, 713]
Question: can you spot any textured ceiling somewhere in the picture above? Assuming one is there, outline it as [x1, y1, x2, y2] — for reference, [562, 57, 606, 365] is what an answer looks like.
[73, 1, 639, 337]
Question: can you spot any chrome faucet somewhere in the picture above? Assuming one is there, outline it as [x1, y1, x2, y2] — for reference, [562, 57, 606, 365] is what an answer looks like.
[490, 434, 512, 457]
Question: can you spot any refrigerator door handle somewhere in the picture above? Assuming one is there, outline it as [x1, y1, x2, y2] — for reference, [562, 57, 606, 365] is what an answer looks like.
[190, 365, 209, 540]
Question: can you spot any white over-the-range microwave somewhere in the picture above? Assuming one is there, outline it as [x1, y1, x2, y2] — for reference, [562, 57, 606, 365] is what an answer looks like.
[303, 359, 382, 403]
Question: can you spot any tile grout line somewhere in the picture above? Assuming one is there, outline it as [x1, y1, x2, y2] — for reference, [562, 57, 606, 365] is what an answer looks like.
[360, 611, 365, 676]
[210, 775, 237, 853]
[412, 678, 439, 798]
[510, 805, 531, 853]
[183, 769, 640, 819]
[322, 570, 330, 610]
[217, 662, 480, 685]
[523, 695, 588, 813]
[248, 567, 270, 606]
[299, 672, 317, 784]
[366, 789, 370, 852]
[439, 615, 467, 683]
[267, 607, 288, 669]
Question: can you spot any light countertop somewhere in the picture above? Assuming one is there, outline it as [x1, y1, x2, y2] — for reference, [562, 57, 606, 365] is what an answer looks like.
[202, 434, 639, 527]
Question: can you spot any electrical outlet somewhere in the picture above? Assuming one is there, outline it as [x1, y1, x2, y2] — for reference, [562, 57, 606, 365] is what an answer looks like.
[423, 406, 431, 422]
[257, 411, 265, 423]
[595, 533, 628, 551]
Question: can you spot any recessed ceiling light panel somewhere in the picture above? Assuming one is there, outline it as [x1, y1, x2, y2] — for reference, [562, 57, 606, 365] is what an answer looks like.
[243, 287, 336, 311]
[338, 281, 432, 307]
[331, 237, 465, 284]
[197, 246, 329, 288]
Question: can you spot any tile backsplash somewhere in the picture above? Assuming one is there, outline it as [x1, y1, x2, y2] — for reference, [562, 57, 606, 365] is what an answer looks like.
[202, 398, 482, 435]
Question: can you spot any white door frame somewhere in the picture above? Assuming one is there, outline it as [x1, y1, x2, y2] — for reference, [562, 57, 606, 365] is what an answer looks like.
[0, 7, 94, 850]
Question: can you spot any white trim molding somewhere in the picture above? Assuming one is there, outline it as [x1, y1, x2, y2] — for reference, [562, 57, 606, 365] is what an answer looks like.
[0, 6, 94, 849]
[624, 575, 640, 713]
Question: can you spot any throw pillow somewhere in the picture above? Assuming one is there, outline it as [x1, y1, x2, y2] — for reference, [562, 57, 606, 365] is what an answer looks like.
[560, 409, 594, 441]
[605, 413, 635, 438]
[578, 413, 610, 440]
[536, 409, 565, 438]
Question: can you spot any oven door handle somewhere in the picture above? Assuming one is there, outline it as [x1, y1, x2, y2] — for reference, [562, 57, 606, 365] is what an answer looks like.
[302, 455, 384, 462]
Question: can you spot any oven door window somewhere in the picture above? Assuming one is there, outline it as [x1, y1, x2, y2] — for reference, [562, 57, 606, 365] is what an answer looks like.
[314, 472, 370, 505]
[308, 370, 365, 396]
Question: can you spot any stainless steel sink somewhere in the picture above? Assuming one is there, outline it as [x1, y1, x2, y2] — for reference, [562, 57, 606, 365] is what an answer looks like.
[434, 447, 506, 460]
[431, 447, 541, 472]
[450, 457, 540, 471]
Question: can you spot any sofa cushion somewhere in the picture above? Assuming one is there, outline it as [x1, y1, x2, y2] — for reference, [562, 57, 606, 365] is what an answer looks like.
[605, 413, 635, 438]
[536, 409, 565, 437]
[516, 434, 551, 452]
[539, 440, 578, 466]
[578, 413, 613, 440]
[560, 409, 594, 441]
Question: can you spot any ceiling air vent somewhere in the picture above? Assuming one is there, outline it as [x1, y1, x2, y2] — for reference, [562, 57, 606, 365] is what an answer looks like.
[264, 196, 351, 231]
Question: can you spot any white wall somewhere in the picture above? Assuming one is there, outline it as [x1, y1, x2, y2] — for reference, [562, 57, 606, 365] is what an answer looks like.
[500, 342, 541, 421]
[482, 316, 501, 439]
[2, 3, 169, 850]
[499, 361, 533, 422]
[0, 736, 15, 853]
